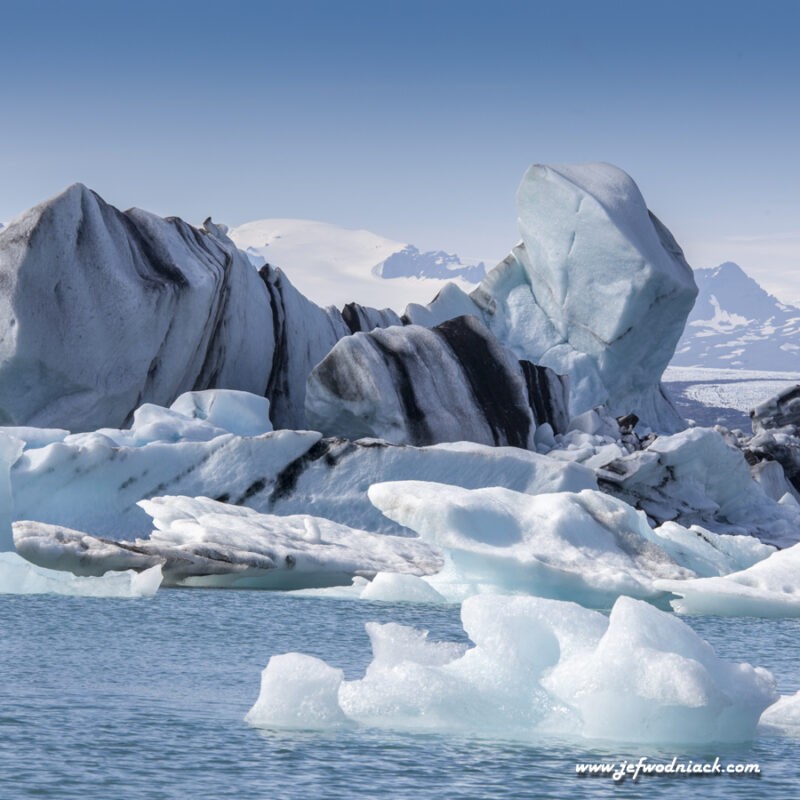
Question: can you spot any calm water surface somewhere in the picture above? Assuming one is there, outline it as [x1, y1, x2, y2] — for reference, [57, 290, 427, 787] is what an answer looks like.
[1, 590, 798, 799]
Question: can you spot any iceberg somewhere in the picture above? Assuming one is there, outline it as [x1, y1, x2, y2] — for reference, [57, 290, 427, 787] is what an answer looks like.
[246, 594, 777, 744]
[14, 495, 442, 589]
[471, 163, 697, 432]
[368, 481, 693, 606]
[760, 691, 800, 736]
[9, 421, 321, 538]
[0, 165, 696, 439]
[0, 186, 275, 431]
[9, 403, 596, 538]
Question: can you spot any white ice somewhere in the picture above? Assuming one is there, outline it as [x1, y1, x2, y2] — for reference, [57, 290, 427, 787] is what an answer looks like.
[246, 594, 776, 744]
[655, 542, 800, 617]
[596, 426, 800, 547]
[760, 691, 800, 736]
[472, 163, 697, 432]
[0, 552, 161, 597]
[10, 423, 321, 537]
[368, 481, 693, 606]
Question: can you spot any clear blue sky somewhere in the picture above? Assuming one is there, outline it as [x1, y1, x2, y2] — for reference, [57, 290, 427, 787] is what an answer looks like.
[2, 0, 799, 301]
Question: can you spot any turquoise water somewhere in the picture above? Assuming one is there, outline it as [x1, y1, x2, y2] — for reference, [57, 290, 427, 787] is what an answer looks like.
[1, 590, 798, 799]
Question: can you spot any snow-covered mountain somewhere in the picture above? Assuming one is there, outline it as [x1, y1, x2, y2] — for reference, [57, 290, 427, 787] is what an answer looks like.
[671, 262, 800, 371]
[228, 218, 486, 311]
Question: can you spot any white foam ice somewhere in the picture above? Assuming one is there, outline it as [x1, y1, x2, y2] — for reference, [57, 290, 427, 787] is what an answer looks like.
[0, 552, 161, 597]
[246, 594, 777, 744]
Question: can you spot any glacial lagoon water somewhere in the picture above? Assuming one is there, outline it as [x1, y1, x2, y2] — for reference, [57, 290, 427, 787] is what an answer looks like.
[1, 589, 799, 799]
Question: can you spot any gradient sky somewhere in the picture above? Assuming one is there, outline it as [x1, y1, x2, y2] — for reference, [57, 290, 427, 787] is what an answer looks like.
[2, 0, 799, 302]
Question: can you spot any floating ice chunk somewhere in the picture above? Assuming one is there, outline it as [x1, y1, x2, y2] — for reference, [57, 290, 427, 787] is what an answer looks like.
[169, 389, 272, 437]
[655, 543, 800, 617]
[545, 597, 776, 743]
[14, 496, 442, 590]
[247, 595, 776, 744]
[0, 552, 161, 597]
[368, 481, 690, 606]
[360, 572, 447, 603]
[760, 691, 800, 736]
[244, 653, 351, 730]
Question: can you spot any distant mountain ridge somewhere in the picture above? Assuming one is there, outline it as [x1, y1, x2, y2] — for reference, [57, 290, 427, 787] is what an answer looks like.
[671, 262, 800, 371]
[228, 218, 485, 311]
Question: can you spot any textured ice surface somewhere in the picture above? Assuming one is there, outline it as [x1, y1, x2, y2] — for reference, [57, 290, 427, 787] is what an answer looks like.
[246, 595, 776, 744]
[368, 482, 692, 606]
[0, 185, 274, 431]
[306, 315, 549, 448]
[655, 543, 800, 616]
[168, 390, 272, 437]
[14, 496, 442, 589]
[472, 163, 696, 432]
[644, 521, 775, 578]
[0, 552, 161, 597]
[10, 425, 321, 537]
[8, 410, 596, 539]
[597, 427, 800, 546]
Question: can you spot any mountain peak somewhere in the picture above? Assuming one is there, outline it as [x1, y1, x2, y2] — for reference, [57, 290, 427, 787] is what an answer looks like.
[671, 262, 800, 370]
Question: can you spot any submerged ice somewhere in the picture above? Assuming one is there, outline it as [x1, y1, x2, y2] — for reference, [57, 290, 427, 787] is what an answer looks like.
[246, 594, 777, 744]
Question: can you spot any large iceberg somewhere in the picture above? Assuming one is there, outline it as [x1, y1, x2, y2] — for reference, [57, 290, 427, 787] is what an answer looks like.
[0, 186, 274, 430]
[472, 163, 697, 432]
[0, 165, 696, 438]
[246, 594, 777, 744]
